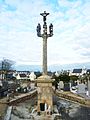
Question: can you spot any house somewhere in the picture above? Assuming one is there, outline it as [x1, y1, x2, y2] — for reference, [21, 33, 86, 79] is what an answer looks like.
[69, 68, 87, 76]
[16, 71, 30, 75]
[16, 73, 29, 80]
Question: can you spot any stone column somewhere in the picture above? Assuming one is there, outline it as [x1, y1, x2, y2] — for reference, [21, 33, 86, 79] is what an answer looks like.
[43, 36, 47, 75]
[36, 11, 53, 75]
[36, 11, 54, 115]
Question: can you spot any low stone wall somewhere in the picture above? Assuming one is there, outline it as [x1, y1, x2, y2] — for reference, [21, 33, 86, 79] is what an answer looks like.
[8, 90, 37, 106]
[0, 104, 8, 120]
[55, 90, 90, 107]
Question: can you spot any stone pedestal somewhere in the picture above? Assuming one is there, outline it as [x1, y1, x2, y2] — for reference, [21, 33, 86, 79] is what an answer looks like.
[36, 75, 54, 114]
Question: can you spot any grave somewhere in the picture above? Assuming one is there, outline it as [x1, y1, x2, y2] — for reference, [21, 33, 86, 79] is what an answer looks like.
[77, 83, 86, 94]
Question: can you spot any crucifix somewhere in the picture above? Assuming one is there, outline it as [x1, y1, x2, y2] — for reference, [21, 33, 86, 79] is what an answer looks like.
[36, 11, 53, 75]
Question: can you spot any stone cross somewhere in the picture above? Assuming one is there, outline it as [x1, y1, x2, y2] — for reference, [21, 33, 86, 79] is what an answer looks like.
[37, 11, 53, 75]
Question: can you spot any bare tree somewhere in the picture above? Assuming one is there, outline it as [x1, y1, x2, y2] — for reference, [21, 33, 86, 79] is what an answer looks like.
[0, 58, 15, 79]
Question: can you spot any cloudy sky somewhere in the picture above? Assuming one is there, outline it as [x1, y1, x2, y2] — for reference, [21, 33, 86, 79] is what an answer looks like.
[0, 0, 90, 66]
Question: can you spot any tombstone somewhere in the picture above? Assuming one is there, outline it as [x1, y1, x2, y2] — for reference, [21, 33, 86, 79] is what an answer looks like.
[64, 82, 70, 91]
[55, 71, 60, 77]
[77, 83, 86, 94]
[29, 72, 36, 90]
[30, 82, 35, 90]
[77, 80, 80, 85]
[88, 80, 90, 96]
[0, 80, 2, 87]
[58, 81, 64, 90]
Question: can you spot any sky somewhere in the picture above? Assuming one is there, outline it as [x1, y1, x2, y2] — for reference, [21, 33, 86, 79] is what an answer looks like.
[0, 0, 90, 66]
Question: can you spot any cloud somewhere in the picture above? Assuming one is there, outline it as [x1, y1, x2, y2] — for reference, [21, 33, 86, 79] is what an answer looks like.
[0, 30, 42, 63]
[58, 0, 83, 8]
[0, 0, 90, 66]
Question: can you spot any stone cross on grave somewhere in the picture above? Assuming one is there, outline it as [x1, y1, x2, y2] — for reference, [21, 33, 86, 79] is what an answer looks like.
[36, 11, 53, 75]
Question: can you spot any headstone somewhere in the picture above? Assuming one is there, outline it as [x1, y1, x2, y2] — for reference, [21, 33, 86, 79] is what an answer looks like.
[58, 81, 64, 90]
[55, 71, 60, 77]
[88, 80, 90, 96]
[64, 82, 70, 91]
[0, 80, 2, 86]
[77, 83, 86, 94]
[30, 83, 35, 90]
[69, 82, 72, 90]
[77, 80, 80, 85]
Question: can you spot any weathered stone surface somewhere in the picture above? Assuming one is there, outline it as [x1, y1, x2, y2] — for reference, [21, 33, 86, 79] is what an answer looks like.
[55, 90, 90, 106]
[37, 75, 54, 113]
[36, 75, 54, 83]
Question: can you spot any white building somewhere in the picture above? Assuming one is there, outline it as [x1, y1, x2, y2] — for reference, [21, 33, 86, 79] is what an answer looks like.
[69, 68, 87, 76]
[16, 73, 28, 80]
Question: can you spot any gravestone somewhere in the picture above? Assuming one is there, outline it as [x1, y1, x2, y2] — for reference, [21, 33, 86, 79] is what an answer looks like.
[64, 82, 70, 91]
[77, 83, 86, 94]
[88, 80, 90, 96]
[58, 81, 64, 90]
